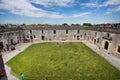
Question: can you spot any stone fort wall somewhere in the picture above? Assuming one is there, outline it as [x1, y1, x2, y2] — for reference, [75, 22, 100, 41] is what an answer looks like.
[0, 25, 120, 58]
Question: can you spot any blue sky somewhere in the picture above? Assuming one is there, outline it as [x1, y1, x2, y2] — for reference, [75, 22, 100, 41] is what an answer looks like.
[0, 0, 120, 24]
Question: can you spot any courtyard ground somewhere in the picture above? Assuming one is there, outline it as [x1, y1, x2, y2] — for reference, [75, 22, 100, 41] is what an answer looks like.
[3, 41, 120, 80]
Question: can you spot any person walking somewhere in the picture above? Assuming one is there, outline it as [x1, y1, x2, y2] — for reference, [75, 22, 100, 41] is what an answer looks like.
[20, 73, 24, 80]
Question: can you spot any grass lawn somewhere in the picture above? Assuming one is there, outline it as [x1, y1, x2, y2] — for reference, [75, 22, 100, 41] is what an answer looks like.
[6, 42, 120, 80]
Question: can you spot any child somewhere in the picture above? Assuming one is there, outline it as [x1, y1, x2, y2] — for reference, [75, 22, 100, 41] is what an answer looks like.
[20, 73, 24, 80]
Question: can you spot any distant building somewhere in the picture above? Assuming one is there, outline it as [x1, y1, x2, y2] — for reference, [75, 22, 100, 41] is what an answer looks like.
[0, 23, 120, 58]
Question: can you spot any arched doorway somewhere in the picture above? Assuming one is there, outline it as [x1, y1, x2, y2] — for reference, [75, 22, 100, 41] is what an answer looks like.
[104, 41, 109, 50]
[30, 36, 33, 40]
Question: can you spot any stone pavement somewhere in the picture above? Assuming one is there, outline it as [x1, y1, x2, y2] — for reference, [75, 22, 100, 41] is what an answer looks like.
[2, 40, 120, 80]
[82, 40, 120, 70]
[5, 65, 18, 80]
[3, 42, 32, 63]
[2, 42, 32, 80]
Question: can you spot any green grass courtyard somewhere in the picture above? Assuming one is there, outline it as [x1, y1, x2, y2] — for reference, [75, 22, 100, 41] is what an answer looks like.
[6, 42, 120, 80]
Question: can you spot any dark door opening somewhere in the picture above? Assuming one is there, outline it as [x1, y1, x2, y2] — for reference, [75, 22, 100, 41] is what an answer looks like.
[84, 33, 86, 39]
[0, 42, 4, 50]
[41, 36, 45, 40]
[30, 36, 33, 40]
[77, 36, 80, 40]
[10, 39, 13, 45]
[104, 41, 109, 50]
[94, 39, 96, 44]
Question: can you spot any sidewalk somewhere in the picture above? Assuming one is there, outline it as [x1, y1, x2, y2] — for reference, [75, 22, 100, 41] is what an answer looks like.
[82, 40, 120, 70]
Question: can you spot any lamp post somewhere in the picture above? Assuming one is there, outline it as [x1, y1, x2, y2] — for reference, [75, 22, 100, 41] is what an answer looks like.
[0, 42, 8, 80]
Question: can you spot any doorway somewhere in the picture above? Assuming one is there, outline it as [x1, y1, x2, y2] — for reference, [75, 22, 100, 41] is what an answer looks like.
[30, 36, 33, 40]
[41, 36, 45, 40]
[77, 36, 80, 40]
[104, 41, 109, 50]
[94, 39, 96, 44]
[10, 39, 13, 45]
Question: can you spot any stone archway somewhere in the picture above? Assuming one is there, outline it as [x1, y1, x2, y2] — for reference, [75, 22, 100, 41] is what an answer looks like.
[30, 36, 33, 40]
[104, 41, 109, 50]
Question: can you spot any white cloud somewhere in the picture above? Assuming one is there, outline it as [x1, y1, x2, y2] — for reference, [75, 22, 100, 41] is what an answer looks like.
[81, 0, 120, 8]
[115, 6, 120, 11]
[81, 0, 104, 8]
[30, 0, 75, 7]
[106, 5, 120, 14]
[81, 0, 120, 14]
[0, 0, 91, 18]
[104, 0, 120, 5]
[72, 12, 91, 17]
[104, 0, 120, 14]
[106, 11, 112, 14]
[81, 3, 104, 8]
[0, 0, 65, 18]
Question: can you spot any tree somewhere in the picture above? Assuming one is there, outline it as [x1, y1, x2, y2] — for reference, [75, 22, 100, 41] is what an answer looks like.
[62, 23, 68, 26]
[30, 24, 36, 26]
[71, 24, 80, 26]
[38, 24, 42, 26]
[21, 24, 26, 26]
[83, 23, 92, 27]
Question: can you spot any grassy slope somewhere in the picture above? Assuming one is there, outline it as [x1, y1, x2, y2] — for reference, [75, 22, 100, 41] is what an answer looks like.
[6, 42, 120, 80]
